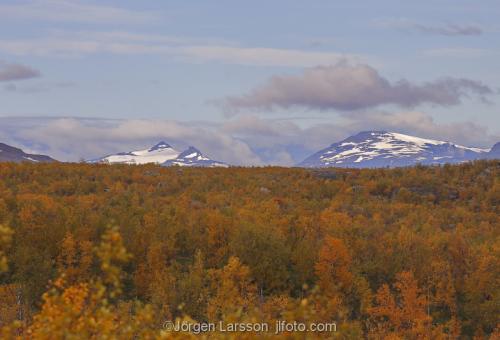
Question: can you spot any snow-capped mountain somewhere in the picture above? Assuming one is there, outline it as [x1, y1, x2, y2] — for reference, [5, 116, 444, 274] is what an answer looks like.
[162, 146, 228, 167]
[298, 131, 495, 168]
[0, 142, 57, 163]
[89, 142, 227, 167]
[89, 142, 179, 165]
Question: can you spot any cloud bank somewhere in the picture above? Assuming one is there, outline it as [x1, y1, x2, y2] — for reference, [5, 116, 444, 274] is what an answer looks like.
[222, 64, 493, 113]
[0, 114, 497, 166]
[0, 118, 262, 166]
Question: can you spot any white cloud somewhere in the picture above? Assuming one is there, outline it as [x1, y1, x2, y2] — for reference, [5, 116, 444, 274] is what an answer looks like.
[178, 45, 358, 68]
[0, 30, 362, 67]
[0, 0, 158, 24]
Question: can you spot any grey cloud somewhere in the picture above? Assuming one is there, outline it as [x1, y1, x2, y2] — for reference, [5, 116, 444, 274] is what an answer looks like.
[3, 81, 75, 93]
[423, 48, 492, 58]
[222, 64, 493, 113]
[376, 19, 483, 36]
[0, 61, 40, 82]
[414, 24, 482, 36]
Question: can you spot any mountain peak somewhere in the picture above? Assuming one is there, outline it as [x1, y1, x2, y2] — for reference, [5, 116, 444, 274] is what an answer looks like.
[162, 146, 227, 168]
[488, 142, 500, 157]
[177, 146, 202, 158]
[148, 141, 172, 152]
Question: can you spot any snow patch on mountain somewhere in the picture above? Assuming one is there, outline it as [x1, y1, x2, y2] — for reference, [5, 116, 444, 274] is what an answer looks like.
[89, 141, 180, 165]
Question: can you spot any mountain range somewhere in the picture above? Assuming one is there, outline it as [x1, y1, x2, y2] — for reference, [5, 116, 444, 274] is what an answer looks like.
[1, 131, 499, 167]
[299, 131, 499, 168]
[88, 142, 228, 167]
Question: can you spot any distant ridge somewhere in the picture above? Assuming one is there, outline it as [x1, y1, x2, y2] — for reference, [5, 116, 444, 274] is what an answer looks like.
[0, 142, 57, 163]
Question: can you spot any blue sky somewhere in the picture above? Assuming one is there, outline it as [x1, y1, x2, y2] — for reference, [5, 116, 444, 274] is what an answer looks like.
[0, 0, 499, 164]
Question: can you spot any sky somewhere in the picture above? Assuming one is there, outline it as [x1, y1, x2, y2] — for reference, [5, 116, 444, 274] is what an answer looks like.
[0, 0, 499, 165]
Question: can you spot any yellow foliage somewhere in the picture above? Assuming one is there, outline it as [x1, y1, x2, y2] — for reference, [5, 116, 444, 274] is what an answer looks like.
[0, 224, 13, 272]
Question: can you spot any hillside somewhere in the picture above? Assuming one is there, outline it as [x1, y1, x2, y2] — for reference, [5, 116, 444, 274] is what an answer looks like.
[0, 143, 56, 163]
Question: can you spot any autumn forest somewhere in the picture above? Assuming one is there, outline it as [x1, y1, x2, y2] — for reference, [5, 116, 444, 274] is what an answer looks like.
[0, 161, 499, 339]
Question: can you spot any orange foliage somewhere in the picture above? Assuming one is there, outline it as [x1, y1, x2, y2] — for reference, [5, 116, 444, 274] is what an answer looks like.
[0, 161, 497, 338]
